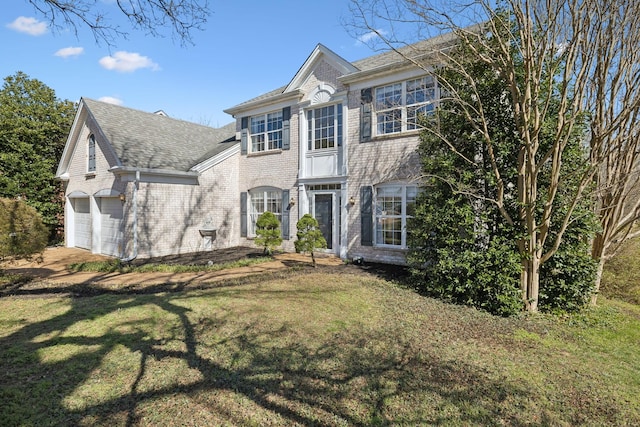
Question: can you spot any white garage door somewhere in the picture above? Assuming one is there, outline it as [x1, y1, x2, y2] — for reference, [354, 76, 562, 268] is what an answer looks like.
[100, 197, 123, 257]
[74, 198, 91, 249]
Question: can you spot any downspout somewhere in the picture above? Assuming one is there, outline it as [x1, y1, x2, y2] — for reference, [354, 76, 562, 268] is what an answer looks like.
[120, 170, 139, 262]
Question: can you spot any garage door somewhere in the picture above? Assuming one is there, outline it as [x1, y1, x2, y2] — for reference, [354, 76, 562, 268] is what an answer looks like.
[74, 198, 91, 249]
[100, 197, 123, 257]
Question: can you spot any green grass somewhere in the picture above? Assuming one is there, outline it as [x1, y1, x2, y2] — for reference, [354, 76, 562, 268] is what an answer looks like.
[1, 267, 639, 426]
[68, 256, 273, 274]
[0, 272, 31, 287]
[601, 237, 640, 304]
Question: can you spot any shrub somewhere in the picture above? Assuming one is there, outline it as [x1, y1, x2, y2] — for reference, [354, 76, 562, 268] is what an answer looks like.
[254, 211, 282, 255]
[0, 198, 48, 261]
[294, 214, 327, 267]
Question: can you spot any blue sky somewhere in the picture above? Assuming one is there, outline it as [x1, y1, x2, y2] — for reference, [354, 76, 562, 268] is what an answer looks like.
[1, 0, 382, 127]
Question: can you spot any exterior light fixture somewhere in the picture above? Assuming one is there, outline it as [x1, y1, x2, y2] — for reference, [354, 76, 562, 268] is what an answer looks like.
[349, 196, 356, 205]
[289, 197, 295, 206]
[119, 193, 126, 203]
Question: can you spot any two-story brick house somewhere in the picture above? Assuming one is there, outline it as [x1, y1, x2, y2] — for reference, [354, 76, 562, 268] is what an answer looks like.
[225, 36, 450, 264]
[57, 34, 451, 264]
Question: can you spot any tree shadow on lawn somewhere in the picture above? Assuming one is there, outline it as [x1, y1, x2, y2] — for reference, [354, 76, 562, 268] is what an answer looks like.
[1, 274, 536, 426]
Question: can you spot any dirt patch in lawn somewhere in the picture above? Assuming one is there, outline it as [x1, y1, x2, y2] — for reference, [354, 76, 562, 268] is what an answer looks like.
[128, 246, 266, 266]
[1, 246, 410, 297]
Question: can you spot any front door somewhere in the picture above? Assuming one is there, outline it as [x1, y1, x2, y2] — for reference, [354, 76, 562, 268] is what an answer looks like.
[314, 194, 333, 250]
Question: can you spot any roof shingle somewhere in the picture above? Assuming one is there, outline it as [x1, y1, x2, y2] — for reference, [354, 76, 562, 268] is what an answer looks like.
[83, 98, 237, 172]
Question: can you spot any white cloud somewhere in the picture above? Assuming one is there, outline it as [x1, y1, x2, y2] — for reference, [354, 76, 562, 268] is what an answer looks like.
[99, 51, 160, 73]
[98, 96, 123, 105]
[54, 46, 84, 58]
[7, 16, 48, 36]
[356, 29, 388, 45]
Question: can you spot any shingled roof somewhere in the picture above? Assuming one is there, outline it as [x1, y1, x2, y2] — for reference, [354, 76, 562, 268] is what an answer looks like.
[350, 31, 458, 73]
[83, 98, 237, 172]
[225, 32, 458, 112]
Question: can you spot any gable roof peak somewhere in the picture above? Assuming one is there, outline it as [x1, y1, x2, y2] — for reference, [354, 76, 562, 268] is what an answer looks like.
[78, 97, 237, 172]
[284, 43, 358, 93]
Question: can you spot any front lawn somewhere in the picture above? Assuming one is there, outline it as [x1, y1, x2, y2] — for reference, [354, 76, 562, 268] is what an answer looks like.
[1, 268, 638, 426]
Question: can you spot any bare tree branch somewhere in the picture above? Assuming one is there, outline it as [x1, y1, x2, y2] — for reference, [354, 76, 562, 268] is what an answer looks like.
[26, 0, 211, 46]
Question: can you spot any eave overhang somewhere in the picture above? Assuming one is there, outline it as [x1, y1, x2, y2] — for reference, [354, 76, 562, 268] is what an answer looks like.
[223, 90, 304, 117]
[110, 166, 200, 185]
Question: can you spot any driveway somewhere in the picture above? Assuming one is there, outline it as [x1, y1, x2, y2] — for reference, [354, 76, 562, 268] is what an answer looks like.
[2, 246, 343, 289]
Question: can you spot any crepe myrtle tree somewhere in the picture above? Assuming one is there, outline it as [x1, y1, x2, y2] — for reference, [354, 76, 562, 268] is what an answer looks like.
[407, 50, 598, 315]
[294, 214, 327, 268]
[348, 0, 640, 312]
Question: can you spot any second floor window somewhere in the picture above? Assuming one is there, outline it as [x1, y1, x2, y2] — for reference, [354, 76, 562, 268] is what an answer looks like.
[250, 111, 283, 152]
[375, 76, 437, 135]
[88, 134, 96, 172]
[307, 104, 342, 150]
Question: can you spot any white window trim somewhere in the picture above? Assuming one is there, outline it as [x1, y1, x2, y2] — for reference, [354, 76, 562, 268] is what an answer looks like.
[249, 111, 283, 154]
[373, 76, 438, 137]
[87, 134, 96, 173]
[248, 187, 282, 237]
[374, 183, 418, 248]
[306, 103, 343, 152]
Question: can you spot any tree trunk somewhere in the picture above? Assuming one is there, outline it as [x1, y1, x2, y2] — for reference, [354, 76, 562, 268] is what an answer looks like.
[522, 248, 541, 313]
[520, 202, 542, 313]
[591, 234, 607, 305]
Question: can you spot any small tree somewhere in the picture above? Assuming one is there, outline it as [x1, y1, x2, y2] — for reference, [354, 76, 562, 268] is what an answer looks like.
[254, 211, 282, 255]
[0, 198, 48, 262]
[294, 214, 327, 267]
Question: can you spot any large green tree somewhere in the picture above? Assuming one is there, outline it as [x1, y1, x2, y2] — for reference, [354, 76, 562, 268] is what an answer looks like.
[350, 0, 640, 312]
[407, 41, 598, 315]
[0, 72, 75, 242]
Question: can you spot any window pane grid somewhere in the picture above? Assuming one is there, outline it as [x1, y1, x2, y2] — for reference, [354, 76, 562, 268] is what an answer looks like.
[375, 83, 402, 110]
[248, 190, 282, 236]
[309, 105, 338, 150]
[375, 77, 437, 135]
[250, 111, 283, 152]
[377, 109, 402, 135]
[88, 135, 96, 172]
[375, 185, 418, 247]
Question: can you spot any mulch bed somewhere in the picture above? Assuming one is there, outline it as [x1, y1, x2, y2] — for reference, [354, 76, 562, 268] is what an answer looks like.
[128, 246, 266, 266]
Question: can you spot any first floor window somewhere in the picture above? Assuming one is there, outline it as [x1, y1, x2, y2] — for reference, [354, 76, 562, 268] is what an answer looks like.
[375, 184, 417, 247]
[249, 189, 282, 236]
[88, 134, 96, 172]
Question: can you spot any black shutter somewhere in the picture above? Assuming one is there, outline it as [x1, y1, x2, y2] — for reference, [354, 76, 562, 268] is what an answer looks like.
[281, 189, 290, 240]
[360, 88, 372, 143]
[282, 107, 291, 150]
[240, 192, 248, 237]
[240, 117, 248, 155]
[361, 186, 373, 246]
